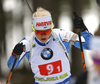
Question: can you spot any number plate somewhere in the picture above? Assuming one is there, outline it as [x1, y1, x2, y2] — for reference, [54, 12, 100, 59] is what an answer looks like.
[38, 60, 62, 76]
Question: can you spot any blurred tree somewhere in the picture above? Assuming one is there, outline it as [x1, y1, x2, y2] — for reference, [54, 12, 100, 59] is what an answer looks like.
[95, 0, 100, 35]
[0, 0, 6, 78]
[96, 0, 100, 6]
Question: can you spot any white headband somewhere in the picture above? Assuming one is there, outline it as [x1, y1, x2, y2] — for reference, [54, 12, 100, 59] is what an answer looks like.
[32, 15, 52, 30]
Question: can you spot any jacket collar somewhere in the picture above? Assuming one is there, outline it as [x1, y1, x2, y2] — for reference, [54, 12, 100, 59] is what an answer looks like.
[35, 36, 51, 46]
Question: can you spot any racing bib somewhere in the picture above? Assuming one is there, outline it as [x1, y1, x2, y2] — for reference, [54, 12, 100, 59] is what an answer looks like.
[38, 60, 62, 76]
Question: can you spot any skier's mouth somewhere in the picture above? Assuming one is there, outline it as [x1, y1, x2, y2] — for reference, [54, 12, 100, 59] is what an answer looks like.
[41, 38, 46, 40]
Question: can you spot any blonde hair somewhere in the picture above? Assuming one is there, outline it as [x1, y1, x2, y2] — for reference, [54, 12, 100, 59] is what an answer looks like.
[33, 7, 51, 17]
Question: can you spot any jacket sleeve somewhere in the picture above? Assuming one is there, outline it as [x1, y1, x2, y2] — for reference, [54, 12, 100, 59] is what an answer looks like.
[7, 52, 30, 69]
[74, 30, 93, 50]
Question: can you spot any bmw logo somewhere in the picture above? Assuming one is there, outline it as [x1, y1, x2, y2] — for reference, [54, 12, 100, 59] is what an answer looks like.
[41, 48, 53, 60]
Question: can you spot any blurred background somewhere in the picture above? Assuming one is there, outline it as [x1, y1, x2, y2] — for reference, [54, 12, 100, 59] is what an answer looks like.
[0, 0, 100, 84]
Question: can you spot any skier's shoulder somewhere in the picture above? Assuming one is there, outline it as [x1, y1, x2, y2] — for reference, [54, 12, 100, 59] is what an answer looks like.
[52, 28, 75, 41]
[52, 28, 74, 36]
[25, 32, 35, 41]
[53, 28, 73, 32]
[19, 32, 35, 51]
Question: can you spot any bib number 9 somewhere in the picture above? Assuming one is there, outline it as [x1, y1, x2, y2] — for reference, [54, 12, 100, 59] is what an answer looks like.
[46, 64, 53, 74]
[38, 60, 62, 76]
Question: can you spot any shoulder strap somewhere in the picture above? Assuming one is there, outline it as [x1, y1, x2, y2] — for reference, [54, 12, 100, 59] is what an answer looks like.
[51, 31, 70, 61]
[70, 34, 78, 45]
[29, 32, 35, 48]
[28, 32, 35, 62]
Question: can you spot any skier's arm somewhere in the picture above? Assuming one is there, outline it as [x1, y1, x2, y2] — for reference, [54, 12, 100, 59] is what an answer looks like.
[73, 14, 93, 50]
[7, 52, 30, 69]
[74, 30, 93, 50]
[7, 38, 30, 69]
[7, 42, 24, 69]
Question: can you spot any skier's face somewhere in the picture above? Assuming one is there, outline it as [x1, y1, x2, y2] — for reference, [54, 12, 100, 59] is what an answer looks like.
[35, 29, 51, 43]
